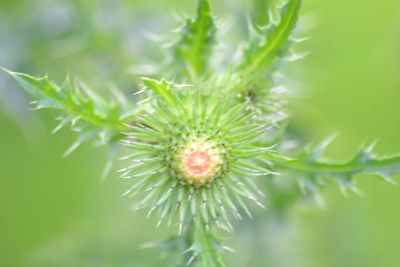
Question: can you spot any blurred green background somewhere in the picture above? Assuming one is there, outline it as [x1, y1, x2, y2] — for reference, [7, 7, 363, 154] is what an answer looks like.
[1, 0, 400, 266]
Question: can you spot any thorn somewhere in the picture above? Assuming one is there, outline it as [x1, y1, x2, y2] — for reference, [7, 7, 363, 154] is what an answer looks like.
[351, 186, 364, 197]
[122, 189, 133, 197]
[249, 196, 265, 209]
[383, 176, 397, 185]
[100, 159, 113, 183]
[187, 255, 196, 266]
[63, 140, 81, 157]
[226, 222, 234, 232]
[156, 219, 163, 228]
[245, 209, 253, 219]
[139, 242, 157, 249]
[366, 140, 379, 152]
[119, 154, 133, 160]
[0, 66, 15, 75]
[254, 187, 265, 197]
[235, 212, 242, 220]
[147, 206, 157, 219]
[222, 246, 236, 253]
[117, 167, 129, 173]
[268, 10, 275, 24]
[178, 222, 183, 236]
[314, 194, 326, 209]
[293, 36, 311, 43]
[287, 50, 312, 62]
[217, 222, 232, 233]
[122, 123, 135, 129]
[52, 122, 66, 134]
[145, 185, 156, 191]
[133, 89, 145, 96]
[71, 116, 80, 126]
[322, 132, 340, 148]
[137, 98, 151, 105]
[339, 185, 349, 197]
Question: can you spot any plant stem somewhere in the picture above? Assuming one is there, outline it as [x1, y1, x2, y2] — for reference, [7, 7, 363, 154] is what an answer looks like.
[275, 156, 400, 174]
[181, 224, 197, 267]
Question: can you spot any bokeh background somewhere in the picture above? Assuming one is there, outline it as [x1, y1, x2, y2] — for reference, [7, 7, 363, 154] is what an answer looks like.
[1, 0, 400, 266]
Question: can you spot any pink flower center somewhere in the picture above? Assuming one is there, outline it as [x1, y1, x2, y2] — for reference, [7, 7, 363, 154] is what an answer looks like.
[176, 139, 222, 184]
[185, 150, 212, 176]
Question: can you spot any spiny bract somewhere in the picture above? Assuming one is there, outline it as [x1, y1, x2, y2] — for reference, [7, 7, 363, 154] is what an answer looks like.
[121, 79, 272, 233]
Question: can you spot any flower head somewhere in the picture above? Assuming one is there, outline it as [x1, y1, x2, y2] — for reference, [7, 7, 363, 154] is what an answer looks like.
[121, 81, 272, 233]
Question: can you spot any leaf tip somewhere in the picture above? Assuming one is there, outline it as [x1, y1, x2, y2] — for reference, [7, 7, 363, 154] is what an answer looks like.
[0, 66, 17, 76]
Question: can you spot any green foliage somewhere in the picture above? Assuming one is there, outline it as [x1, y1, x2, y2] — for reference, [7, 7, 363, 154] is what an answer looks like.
[4, 0, 400, 266]
[141, 78, 178, 109]
[5, 69, 135, 154]
[191, 222, 225, 267]
[238, 0, 301, 76]
[212, 0, 301, 125]
[274, 140, 400, 196]
[167, 0, 216, 80]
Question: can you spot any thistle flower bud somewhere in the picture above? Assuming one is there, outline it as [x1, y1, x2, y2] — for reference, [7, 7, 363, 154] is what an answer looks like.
[122, 86, 272, 232]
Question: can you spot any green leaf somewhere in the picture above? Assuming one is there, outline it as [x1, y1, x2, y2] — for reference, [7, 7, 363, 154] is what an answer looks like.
[273, 141, 400, 195]
[141, 78, 177, 108]
[239, 0, 301, 74]
[169, 0, 216, 79]
[5, 69, 135, 149]
[214, 0, 300, 122]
